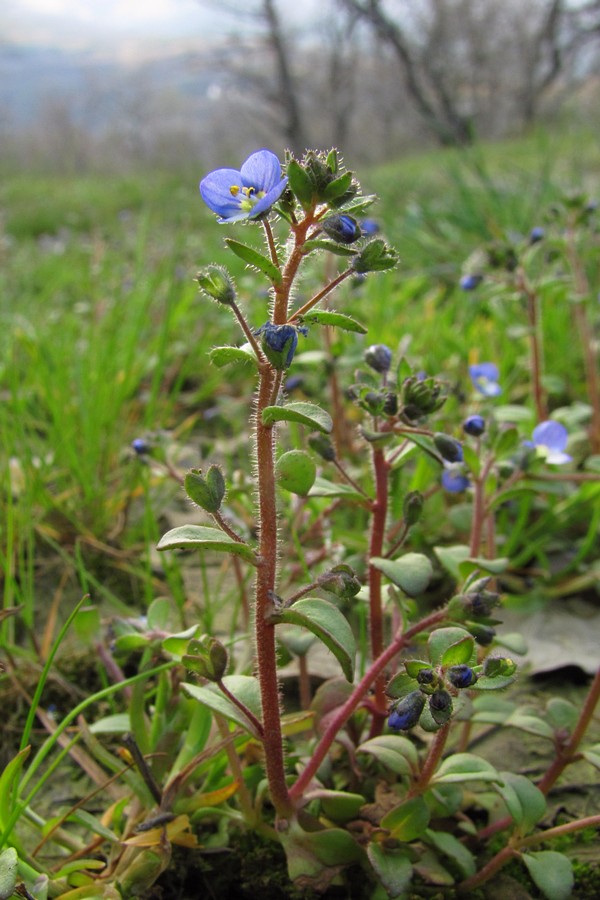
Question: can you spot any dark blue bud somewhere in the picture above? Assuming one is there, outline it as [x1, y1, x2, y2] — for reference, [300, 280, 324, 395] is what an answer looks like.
[284, 375, 304, 393]
[441, 468, 470, 493]
[132, 438, 150, 456]
[388, 691, 426, 731]
[529, 227, 545, 244]
[322, 214, 361, 244]
[460, 274, 483, 291]
[447, 665, 478, 689]
[463, 415, 486, 437]
[429, 689, 453, 725]
[434, 433, 464, 463]
[259, 322, 302, 370]
[364, 343, 393, 373]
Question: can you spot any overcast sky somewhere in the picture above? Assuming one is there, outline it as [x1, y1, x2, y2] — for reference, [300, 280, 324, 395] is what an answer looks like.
[3, 0, 323, 51]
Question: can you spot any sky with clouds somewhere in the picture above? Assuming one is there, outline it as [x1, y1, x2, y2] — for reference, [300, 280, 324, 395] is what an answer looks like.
[3, 0, 322, 50]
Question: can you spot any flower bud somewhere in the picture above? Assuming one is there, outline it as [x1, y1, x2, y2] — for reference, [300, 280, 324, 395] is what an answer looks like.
[463, 415, 486, 437]
[529, 226, 545, 244]
[308, 432, 336, 462]
[468, 623, 496, 646]
[460, 274, 483, 291]
[416, 668, 438, 694]
[402, 491, 424, 526]
[317, 564, 362, 600]
[448, 589, 500, 619]
[382, 392, 398, 416]
[447, 665, 478, 689]
[434, 433, 464, 463]
[275, 450, 316, 496]
[388, 691, 426, 731]
[259, 322, 302, 370]
[352, 239, 397, 274]
[322, 214, 361, 244]
[183, 635, 228, 681]
[364, 344, 393, 374]
[401, 375, 447, 421]
[484, 656, 517, 678]
[429, 690, 453, 725]
[196, 265, 236, 305]
[131, 438, 151, 456]
[185, 466, 226, 513]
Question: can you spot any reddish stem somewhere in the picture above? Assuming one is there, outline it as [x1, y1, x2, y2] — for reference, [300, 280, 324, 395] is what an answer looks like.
[289, 608, 447, 801]
[368, 446, 390, 734]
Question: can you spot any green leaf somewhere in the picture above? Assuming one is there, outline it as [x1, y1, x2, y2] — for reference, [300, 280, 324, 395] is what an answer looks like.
[434, 544, 471, 580]
[428, 627, 475, 667]
[300, 309, 367, 334]
[522, 851, 574, 900]
[302, 239, 358, 257]
[157, 525, 257, 564]
[370, 553, 433, 597]
[272, 598, 355, 681]
[494, 632, 528, 655]
[470, 674, 517, 691]
[385, 671, 420, 700]
[494, 404, 535, 424]
[318, 791, 365, 824]
[424, 829, 476, 879]
[458, 556, 510, 578]
[147, 596, 179, 632]
[441, 635, 476, 667]
[0, 847, 18, 900]
[431, 753, 502, 785]
[183, 676, 262, 738]
[89, 714, 131, 734]
[0, 746, 30, 830]
[262, 401, 333, 434]
[495, 772, 546, 832]
[279, 819, 363, 887]
[209, 344, 258, 369]
[308, 476, 369, 505]
[357, 735, 419, 775]
[471, 695, 516, 723]
[225, 238, 282, 284]
[462, 444, 480, 477]
[505, 711, 554, 738]
[367, 845, 413, 898]
[323, 170, 353, 202]
[286, 159, 315, 208]
[582, 744, 600, 770]
[381, 796, 430, 841]
[404, 660, 432, 678]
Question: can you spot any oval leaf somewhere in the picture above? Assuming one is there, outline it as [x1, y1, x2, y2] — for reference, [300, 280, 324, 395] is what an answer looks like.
[273, 598, 355, 681]
[431, 753, 501, 785]
[428, 627, 474, 667]
[225, 238, 282, 284]
[209, 344, 258, 369]
[183, 675, 262, 738]
[522, 851, 574, 900]
[367, 845, 413, 898]
[157, 525, 257, 564]
[357, 734, 419, 775]
[371, 553, 433, 597]
[262, 401, 333, 434]
[300, 309, 367, 334]
[380, 796, 430, 841]
[495, 772, 546, 832]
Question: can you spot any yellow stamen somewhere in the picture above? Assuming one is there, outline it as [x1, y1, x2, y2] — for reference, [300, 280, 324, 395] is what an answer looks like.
[230, 185, 240, 197]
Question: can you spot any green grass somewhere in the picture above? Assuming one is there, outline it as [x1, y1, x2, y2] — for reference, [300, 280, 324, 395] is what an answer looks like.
[0, 126, 597, 628]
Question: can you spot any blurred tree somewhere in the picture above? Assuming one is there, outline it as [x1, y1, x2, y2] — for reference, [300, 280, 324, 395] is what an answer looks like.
[336, 0, 600, 145]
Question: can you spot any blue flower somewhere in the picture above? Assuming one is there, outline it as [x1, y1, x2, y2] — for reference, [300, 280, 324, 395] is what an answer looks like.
[460, 274, 483, 291]
[526, 420, 572, 465]
[322, 214, 362, 244]
[200, 150, 288, 223]
[441, 466, 470, 493]
[131, 438, 150, 456]
[469, 362, 502, 397]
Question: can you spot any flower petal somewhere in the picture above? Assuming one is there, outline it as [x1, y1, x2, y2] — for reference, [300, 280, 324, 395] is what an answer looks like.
[240, 149, 283, 192]
[469, 362, 499, 382]
[248, 177, 288, 218]
[200, 167, 243, 219]
[532, 420, 568, 452]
